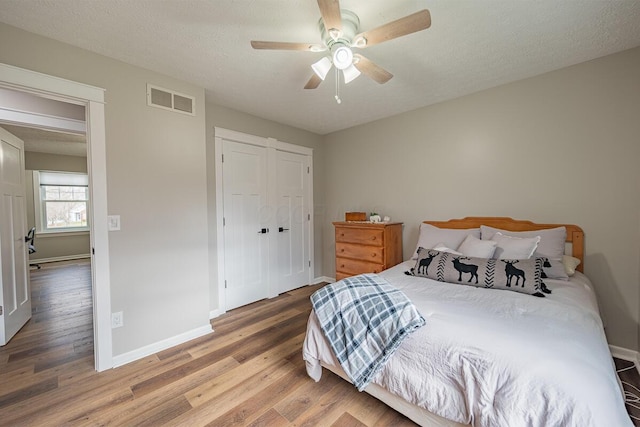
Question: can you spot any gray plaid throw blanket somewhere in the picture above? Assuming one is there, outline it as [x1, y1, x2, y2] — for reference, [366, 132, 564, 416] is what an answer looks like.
[310, 273, 425, 391]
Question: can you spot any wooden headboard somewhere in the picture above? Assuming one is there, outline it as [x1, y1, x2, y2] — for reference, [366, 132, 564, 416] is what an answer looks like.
[424, 217, 584, 272]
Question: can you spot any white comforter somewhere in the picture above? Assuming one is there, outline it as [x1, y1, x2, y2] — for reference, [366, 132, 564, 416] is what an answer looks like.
[303, 261, 631, 427]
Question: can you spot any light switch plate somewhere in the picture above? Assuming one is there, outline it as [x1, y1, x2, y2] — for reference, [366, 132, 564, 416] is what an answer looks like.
[111, 311, 123, 328]
[108, 215, 121, 231]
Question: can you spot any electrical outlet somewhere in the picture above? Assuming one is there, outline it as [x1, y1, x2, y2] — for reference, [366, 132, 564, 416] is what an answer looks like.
[111, 311, 124, 328]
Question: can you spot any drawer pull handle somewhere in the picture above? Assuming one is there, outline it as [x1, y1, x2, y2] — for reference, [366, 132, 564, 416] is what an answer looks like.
[340, 248, 344, 252]
[371, 253, 376, 257]
[371, 237, 377, 241]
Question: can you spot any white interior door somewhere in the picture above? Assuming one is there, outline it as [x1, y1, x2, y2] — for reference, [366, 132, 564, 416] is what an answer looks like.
[0, 126, 30, 346]
[275, 150, 310, 293]
[222, 140, 269, 310]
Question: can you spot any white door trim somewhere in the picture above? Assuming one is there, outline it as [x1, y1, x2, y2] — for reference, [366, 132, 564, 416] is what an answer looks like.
[214, 127, 313, 156]
[214, 127, 313, 314]
[0, 108, 86, 134]
[214, 134, 226, 315]
[0, 62, 105, 101]
[0, 62, 112, 371]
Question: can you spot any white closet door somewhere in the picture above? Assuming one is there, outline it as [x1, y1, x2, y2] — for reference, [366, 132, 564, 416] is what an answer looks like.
[275, 150, 310, 293]
[222, 140, 269, 310]
[0, 127, 30, 345]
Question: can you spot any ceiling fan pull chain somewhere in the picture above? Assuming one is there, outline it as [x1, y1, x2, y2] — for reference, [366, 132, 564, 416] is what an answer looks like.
[335, 67, 342, 104]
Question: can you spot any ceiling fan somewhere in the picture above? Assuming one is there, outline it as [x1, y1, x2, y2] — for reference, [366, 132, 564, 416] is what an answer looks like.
[250, 0, 431, 101]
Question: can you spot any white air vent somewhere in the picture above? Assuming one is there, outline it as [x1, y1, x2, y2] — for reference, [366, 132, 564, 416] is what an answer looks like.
[146, 84, 195, 116]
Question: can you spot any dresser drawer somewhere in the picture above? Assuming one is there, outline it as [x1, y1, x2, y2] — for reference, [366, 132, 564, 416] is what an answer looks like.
[335, 227, 384, 246]
[336, 242, 384, 263]
[335, 257, 383, 276]
[336, 272, 353, 281]
[333, 221, 403, 281]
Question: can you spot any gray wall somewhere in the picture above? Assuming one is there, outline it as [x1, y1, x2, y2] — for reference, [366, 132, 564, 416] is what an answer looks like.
[0, 22, 210, 357]
[205, 103, 325, 311]
[26, 151, 88, 171]
[323, 47, 640, 351]
[24, 151, 90, 261]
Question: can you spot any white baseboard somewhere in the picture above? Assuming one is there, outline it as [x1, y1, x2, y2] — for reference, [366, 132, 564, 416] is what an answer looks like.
[609, 344, 640, 375]
[209, 308, 224, 319]
[610, 344, 638, 361]
[112, 324, 213, 368]
[30, 254, 91, 264]
[312, 276, 335, 284]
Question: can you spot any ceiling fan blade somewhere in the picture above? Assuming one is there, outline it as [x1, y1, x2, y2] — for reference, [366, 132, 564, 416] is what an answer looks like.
[304, 74, 323, 89]
[317, 0, 342, 34]
[353, 54, 393, 84]
[354, 9, 431, 48]
[250, 41, 321, 51]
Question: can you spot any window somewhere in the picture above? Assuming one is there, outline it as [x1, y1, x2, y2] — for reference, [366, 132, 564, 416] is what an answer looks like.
[33, 171, 89, 233]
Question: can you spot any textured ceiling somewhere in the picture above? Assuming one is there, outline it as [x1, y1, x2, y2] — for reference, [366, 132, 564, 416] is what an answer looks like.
[1, 0, 640, 135]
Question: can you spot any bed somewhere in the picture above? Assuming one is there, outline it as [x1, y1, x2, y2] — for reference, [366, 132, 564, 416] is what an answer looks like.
[303, 217, 631, 426]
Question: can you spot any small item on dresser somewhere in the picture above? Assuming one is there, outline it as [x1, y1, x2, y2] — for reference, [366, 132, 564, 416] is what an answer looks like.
[369, 213, 381, 223]
[383, 216, 391, 222]
[345, 212, 367, 221]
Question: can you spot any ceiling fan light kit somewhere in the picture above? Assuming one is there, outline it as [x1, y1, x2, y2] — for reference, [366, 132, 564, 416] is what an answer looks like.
[312, 56, 332, 80]
[332, 44, 353, 70]
[251, 0, 431, 103]
[342, 64, 361, 84]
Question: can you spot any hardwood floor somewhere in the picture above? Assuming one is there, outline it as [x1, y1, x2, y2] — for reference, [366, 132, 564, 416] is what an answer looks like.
[1, 261, 638, 426]
[0, 261, 415, 426]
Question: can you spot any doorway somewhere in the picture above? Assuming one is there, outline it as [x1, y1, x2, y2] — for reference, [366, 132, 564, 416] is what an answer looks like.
[0, 123, 92, 344]
[0, 63, 112, 371]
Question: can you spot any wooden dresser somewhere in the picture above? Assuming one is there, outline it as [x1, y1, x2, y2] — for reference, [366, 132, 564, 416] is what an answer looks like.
[333, 221, 403, 281]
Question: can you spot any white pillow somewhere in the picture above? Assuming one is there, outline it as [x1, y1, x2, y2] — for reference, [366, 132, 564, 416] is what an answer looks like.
[432, 242, 463, 255]
[562, 255, 581, 276]
[457, 234, 497, 258]
[412, 223, 481, 259]
[480, 225, 566, 259]
[491, 232, 540, 259]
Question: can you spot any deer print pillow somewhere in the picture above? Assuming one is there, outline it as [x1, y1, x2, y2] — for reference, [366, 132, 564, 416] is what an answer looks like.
[408, 247, 548, 297]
